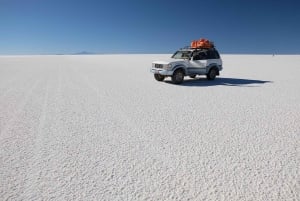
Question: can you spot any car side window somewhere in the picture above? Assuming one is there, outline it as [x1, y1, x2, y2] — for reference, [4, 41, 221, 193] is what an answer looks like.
[193, 52, 200, 60]
[193, 52, 207, 60]
[208, 50, 220, 59]
[214, 50, 220, 59]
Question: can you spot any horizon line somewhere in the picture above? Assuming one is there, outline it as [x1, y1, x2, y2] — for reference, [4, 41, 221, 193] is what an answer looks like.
[1, 52, 300, 56]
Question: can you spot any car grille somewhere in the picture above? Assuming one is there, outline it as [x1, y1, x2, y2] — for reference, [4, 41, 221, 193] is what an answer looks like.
[154, 64, 163, 69]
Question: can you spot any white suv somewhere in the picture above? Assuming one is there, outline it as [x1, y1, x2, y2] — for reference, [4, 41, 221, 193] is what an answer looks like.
[151, 47, 223, 84]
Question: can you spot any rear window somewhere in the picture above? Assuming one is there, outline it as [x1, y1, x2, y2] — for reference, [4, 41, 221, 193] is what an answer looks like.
[207, 50, 220, 59]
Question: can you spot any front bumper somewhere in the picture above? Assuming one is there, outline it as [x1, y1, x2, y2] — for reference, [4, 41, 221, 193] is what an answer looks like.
[150, 68, 173, 76]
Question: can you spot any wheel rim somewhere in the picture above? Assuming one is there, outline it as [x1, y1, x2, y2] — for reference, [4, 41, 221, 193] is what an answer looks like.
[155, 74, 164, 81]
[176, 72, 183, 81]
[210, 70, 216, 78]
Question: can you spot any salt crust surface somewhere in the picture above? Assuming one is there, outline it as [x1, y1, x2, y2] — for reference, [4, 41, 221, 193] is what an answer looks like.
[0, 55, 299, 200]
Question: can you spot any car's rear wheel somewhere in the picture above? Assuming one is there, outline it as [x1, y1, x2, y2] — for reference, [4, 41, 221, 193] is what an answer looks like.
[207, 68, 218, 80]
[154, 74, 165, 81]
[172, 69, 184, 84]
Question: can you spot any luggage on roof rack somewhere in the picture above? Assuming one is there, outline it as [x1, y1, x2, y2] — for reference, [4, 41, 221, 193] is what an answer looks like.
[191, 38, 214, 49]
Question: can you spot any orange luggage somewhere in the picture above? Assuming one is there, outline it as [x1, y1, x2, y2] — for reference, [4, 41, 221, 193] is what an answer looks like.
[191, 38, 214, 49]
[191, 40, 198, 48]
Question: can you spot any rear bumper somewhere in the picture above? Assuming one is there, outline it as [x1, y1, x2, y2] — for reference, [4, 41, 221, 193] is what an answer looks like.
[150, 68, 173, 76]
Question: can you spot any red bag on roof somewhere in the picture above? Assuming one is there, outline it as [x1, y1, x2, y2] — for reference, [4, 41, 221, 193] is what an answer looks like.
[191, 38, 214, 48]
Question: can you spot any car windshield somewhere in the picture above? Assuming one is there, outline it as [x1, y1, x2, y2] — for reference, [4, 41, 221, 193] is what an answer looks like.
[171, 51, 192, 59]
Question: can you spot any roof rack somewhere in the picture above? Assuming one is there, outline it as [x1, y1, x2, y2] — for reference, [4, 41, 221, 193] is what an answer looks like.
[179, 46, 216, 51]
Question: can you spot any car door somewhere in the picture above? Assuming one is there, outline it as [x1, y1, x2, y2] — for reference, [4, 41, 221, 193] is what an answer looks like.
[188, 51, 208, 74]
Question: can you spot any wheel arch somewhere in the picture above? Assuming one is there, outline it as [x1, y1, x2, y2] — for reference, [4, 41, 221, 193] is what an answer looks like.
[172, 65, 187, 75]
[207, 64, 220, 75]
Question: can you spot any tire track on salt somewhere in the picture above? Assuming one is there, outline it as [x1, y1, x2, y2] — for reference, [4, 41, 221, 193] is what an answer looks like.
[20, 73, 51, 200]
[0, 74, 38, 132]
[0, 79, 41, 141]
[17, 63, 82, 200]
[0, 79, 43, 200]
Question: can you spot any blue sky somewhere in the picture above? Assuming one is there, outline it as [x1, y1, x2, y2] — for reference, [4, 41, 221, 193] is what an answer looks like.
[1, 0, 299, 54]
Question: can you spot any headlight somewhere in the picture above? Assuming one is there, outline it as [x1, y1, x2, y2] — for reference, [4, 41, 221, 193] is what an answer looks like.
[164, 64, 172, 70]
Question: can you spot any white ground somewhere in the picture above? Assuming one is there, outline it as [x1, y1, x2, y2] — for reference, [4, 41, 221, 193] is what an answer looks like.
[0, 54, 299, 200]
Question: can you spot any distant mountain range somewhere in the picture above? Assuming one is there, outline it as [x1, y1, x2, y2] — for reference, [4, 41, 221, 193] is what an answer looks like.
[73, 51, 96, 55]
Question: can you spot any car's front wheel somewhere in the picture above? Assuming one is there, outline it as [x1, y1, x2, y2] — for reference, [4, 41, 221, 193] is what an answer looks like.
[154, 74, 165, 81]
[171, 69, 184, 84]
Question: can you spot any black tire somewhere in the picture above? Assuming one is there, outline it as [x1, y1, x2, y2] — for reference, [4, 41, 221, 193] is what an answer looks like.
[171, 69, 184, 84]
[206, 68, 218, 80]
[154, 74, 165, 81]
[189, 75, 196, 79]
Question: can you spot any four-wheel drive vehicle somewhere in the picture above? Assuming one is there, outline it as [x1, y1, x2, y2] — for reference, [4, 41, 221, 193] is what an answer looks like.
[150, 41, 223, 84]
